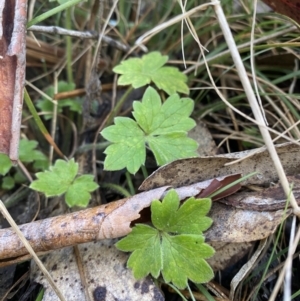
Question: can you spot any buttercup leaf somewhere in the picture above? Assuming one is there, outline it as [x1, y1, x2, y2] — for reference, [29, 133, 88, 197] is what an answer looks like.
[65, 175, 99, 207]
[147, 132, 198, 166]
[116, 224, 162, 279]
[161, 234, 215, 288]
[101, 87, 198, 173]
[113, 52, 189, 95]
[0, 154, 12, 176]
[19, 139, 48, 166]
[30, 159, 78, 196]
[152, 189, 212, 234]
[116, 189, 214, 289]
[152, 67, 189, 95]
[30, 159, 98, 207]
[101, 117, 145, 174]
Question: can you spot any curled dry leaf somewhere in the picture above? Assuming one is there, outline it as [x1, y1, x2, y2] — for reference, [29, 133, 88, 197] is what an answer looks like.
[205, 202, 291, 243]
[203, 175, 299, 271]
[0, 0, 26, 161]
[262, 0, 300, 24]
[219, 175, 300, 211]
[207, 241, 254, 271]
[139, 142, 300, 190]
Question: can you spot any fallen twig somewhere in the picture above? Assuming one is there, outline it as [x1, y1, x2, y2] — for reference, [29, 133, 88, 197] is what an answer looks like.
[28, 25, 130, 52]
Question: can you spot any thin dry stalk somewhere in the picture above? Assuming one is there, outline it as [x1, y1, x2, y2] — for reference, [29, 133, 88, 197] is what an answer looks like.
[27, 25, 129, 52]
[211, 0, 300, 215]
[0, 200, 66, 301]
[269, 224, 300, 301]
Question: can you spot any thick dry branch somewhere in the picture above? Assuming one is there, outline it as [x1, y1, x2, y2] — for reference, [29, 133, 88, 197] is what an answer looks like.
[0, 175, 242, 265]
[28, 25, 130, 52]
[0, 187, 169, 261]
[0, 0, 26, 162]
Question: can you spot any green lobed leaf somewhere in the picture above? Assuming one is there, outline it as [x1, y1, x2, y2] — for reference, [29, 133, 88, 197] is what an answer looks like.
[152, 190, 212, 234]
[147, 132, 198, 166]
[133, 89, 195, 135]
[101, 117, 145, 174]
[132, 87, 161, 134]
[113, 52, 188, 95]
[19, 139, 48, 165]
[37, 81, 82, 120]
[19, 139, 38, 162]
[101, 87, 198, 173]
[2, 176, 15, 190]
[0, 154, 12, 176]
[161, 234, 215, 288]
[65, 175, 99, 207]
[32, 158, 49, 171]
[116, 224, 162, 279]
[30, 158, 79, 197]
[152, 67, 189, 95]
[116, 189, 214, 289]
[14, 170, 27, 184]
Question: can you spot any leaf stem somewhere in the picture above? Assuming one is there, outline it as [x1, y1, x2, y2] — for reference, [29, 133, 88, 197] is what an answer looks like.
[24, 89, 64, 158]
[106, 86, 134, 126]
[208, 171, 257, 199]
[65, 8, 73, 84]
[100, 182, 131, 198]
[141, 165, 148, 179]
[187, 283, 196, 301]
[195, 284, 215, 301]
[125, 171, 135, 195]
[166, 283, 189, 301]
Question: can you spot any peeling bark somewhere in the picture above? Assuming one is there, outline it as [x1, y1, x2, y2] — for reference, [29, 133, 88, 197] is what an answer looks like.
[0, 0, 26, 162]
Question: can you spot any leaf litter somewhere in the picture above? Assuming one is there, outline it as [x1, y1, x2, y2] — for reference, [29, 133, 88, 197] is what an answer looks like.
[1, 136, 298, 300]
[31, 240, 164, 301]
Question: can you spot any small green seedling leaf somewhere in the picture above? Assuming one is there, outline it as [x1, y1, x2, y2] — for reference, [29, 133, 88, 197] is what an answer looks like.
[116, 189, 214, 289]
[19, 139, 48, 168]
[101, 87, 198, 174]
[0, 154, 12, 176]
[37, 81, 82, 120]
[151, 189, 212, 234]
[30, 159, 78, 196]
[101, 117, 145, 174]
[2, 176, 15, 190]
[65, 175, 99, 207]
[14, 170, 28, 184]
[30, 159, 98, 207]
[113, 52, 189, 95]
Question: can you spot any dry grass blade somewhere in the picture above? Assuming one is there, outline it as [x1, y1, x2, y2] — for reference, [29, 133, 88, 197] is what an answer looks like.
[211, 0, 300, 215]
[0, 200, 66, 301]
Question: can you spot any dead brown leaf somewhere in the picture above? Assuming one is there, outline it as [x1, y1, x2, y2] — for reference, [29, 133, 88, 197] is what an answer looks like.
[31, 240, 164, 301]
[207, 241, 254, 271]
[219, 175, 300, 211]
[139, 142, 300, 190]
[206, 202, 290, 243]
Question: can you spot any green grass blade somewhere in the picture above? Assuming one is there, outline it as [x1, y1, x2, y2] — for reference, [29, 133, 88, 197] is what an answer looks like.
[27, 0, 84, 28]
[209, 171, 257, 199]
[24, 89, 64, 158]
